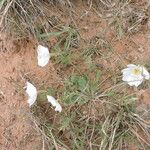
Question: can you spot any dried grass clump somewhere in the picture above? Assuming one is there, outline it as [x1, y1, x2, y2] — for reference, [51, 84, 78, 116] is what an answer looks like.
[0, 0, 70, 38]
[1, 0, 149, 38]
[94, 0, 150, 35]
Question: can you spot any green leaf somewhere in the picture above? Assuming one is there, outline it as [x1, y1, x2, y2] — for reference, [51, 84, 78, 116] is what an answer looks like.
[59, 116, 72, 131]
[77, 76, 88, 90]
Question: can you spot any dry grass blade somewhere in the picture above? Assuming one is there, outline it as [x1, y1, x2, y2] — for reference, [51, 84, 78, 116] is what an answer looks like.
[0, 0, 73, 38]
[1, 0, 150, 149]
[0, 0, 14, 27]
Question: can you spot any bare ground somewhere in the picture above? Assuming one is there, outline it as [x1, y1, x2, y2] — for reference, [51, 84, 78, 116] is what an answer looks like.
[0, 1, 150, 149]
[0, 34, 61, 150]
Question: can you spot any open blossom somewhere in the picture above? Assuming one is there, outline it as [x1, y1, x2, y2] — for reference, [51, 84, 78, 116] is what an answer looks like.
[25, 82, 37, 107]
[37, 45, 50, 67]
[47, 95, 62, 112]
[121, 64, 150, 87]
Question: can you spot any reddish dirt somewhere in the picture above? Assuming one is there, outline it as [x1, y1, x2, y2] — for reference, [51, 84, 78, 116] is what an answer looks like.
[138, 89, 150, 107]
[0, 34, 61, 150]
[0, 1, 150, 149]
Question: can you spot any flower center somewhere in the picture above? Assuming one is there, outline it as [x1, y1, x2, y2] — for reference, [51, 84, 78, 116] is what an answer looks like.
[131, 68, 141, 75]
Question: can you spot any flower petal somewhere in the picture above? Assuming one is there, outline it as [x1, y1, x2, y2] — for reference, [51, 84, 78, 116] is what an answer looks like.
[121, 64, 146, 87]
[122, 75, 143, 87]
[142, 67, 150, 80]
[26, 82, 37, 107]
[123, 74, 143, 82]
[121, 68, 132, 74]
[122, 75, 134, 82]
[47, 95, 62, 112]
[37, 45, 50, 67]
[127, 64, 137, 68]
[55, 105, 62, 112]
[127, 79, 143, 87]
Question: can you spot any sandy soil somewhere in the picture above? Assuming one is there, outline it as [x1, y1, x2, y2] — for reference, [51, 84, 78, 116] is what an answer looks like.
[0, 1, 150, 149]
[0, 34, 61, 150]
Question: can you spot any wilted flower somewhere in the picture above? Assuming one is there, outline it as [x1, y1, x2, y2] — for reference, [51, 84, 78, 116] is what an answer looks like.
[122, 64, 150, 87]
[37, 45, 50, 67]
[47, 95, 62, 112]
[25, 82, 37, 107]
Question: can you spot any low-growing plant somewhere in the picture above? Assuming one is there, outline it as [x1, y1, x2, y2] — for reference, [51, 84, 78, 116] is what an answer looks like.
[62, 73, 101, 105]
[39, 27, 80, 66]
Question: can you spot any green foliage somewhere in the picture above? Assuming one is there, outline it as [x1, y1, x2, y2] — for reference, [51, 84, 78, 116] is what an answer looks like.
[62, 73, 100, 105]
[40, 27, 79, 66]
[0, 0, 6, 6]
[2, 1, 150, 150]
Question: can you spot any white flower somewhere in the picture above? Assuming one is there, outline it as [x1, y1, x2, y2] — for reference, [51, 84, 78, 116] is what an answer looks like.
[122, 64, 150, 87]
[25, 82, 37, 107]
[37, 45, 50, 67]
[47, 95, 62, 112]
